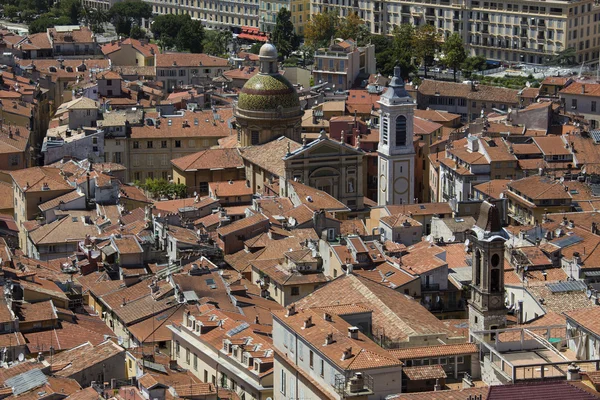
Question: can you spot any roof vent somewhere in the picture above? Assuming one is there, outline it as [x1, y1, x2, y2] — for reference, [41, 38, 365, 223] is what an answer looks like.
[341, 347, 353, 360]
[348, 326, 359, 339]
[286, 304, 296, 317]
[303, 316, 313, 329]
[324, 332, 334, 346]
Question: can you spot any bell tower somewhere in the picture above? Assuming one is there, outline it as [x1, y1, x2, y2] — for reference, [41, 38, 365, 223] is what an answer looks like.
[377, 65, 416, 206]
[468, 201, 508, 342]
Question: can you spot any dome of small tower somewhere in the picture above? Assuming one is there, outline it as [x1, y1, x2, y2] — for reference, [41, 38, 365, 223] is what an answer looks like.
[259, 42, 278, 59]
[236, 41, 301, 112]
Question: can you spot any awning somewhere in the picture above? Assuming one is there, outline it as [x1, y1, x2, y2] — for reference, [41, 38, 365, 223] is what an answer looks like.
[584, 270, 600, 277]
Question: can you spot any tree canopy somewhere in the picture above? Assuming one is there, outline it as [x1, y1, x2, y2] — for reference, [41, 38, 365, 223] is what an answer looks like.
[202, 30, 232, 57]
[442, 33, 467, 82]
[151, 14, 206, 53]
[413, 24, 441, 78]
[109, 0, 152, 36]
[337, 12, 369, 44]
[461, 55, 487, 78]
[138, 178, 187, 199]
[304, 10, 338, 49]
[271, 8, 300, 58]
[392, 24, 416, 80]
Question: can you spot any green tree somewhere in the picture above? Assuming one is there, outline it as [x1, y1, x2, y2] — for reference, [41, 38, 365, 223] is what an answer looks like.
[152, 14, 190, 50]
[29, 14, 70, 33]
[392, 24, 416, 80]
[304, 10, 338, 49]
[4, 5, 20, 21]
[109, 0, 152, 36]
[461, 55, 487, 78]
[442, 32, 467, 82]
[58, 0, 82, 25]
[413, 24, 440, 78]
[249, 42, 262, 54]
[129, 24, 146, 39]
[336, 12, 367, 43]
[176, 19, 205, 53]
[545, 48, 576, 66]
[202, 30, 232, 57]
[271, 8, 299, 58]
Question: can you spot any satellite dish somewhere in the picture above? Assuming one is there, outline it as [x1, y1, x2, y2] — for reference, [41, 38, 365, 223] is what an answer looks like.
[426, 235, 433, 243]
[464, 239, 470, 247]
[17, 353, 24, 362]
[560, 177, 564, 184]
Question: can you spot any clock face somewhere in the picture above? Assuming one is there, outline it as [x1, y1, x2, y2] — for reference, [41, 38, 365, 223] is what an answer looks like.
[380, 174, 387, 192]
[393, 177, 409, 195]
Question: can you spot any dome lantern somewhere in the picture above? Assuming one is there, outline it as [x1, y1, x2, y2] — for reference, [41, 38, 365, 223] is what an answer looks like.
[259, 41, 278, 75]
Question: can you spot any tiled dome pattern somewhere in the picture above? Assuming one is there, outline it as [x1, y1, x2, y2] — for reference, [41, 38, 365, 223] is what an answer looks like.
[237, 74, 301, 111]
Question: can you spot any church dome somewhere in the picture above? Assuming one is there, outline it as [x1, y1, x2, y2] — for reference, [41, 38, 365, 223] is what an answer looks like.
[259, 42, 278, 59]
[237, 73, 301, 111]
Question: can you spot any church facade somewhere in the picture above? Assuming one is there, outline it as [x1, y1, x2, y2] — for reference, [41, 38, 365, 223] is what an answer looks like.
[282, 131, 365, 211]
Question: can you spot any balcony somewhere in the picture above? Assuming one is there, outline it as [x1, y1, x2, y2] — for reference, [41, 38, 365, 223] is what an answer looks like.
[422, 283, 441, 291]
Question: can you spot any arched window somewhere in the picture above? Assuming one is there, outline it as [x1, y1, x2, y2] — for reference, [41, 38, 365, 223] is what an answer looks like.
[491, 268, 500, 292]
[381, 117, 389, 145]
[475, 249, 481, 286]
[395, 115, 407, 147]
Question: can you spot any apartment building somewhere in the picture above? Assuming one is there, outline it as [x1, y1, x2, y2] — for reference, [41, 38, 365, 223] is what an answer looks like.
[169, 306, 275, 400]
[506, 175, 573, 225]
[101, 38, 160, 67]
[314, 0, 600, 64]
[418, 80, 520, 122]
[438, 136, 518, 205]
[145, 0, 260, 30]
[291, 0, 311, 34]
[129, 109, 233, 183]
[560, 82, 600, 129]
[10, 167, 74, 249]
[48, 26, 97, 57]
[272, 305, 403, 400]
[313, 40, 376, 91]
[155, 53, 229, 93]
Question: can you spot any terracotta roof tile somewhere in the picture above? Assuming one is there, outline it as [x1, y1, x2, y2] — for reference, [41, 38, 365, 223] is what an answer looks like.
[273, 307, 401, 371]
[295, 274, 455, 343]
[171, 148, 243, 171]
[156, 53, 228, 68]
[560, 82, 600, 97]
[288, 180, 349, 212]
[210, 180, 253, 197]
[403, 364, 447, 380]
[239, 136, 302, 177]
[389, 343, 477, 360]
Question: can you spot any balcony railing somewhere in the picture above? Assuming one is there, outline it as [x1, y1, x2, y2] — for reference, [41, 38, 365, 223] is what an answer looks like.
[422, 283, 441, 291]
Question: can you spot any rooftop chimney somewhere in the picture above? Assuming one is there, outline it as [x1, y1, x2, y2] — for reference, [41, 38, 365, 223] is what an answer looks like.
[303, 316, 313, 329]
[323, 312, 332, 322]
[581, 84, 586, 94]
[324, 332, 334, 345]
[341, 347, 353, 360]
[348, 326, 359, 339]
[286, 304, 296, 317]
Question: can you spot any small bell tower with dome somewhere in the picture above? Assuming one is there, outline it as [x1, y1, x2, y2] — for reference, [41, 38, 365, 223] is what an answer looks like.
[234, 42, 303, 147]
[377, 65, 416, 205]
[468, 201, 508, 342]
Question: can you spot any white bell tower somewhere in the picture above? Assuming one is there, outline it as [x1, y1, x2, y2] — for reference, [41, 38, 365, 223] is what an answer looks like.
[377, 65, 416, 205]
